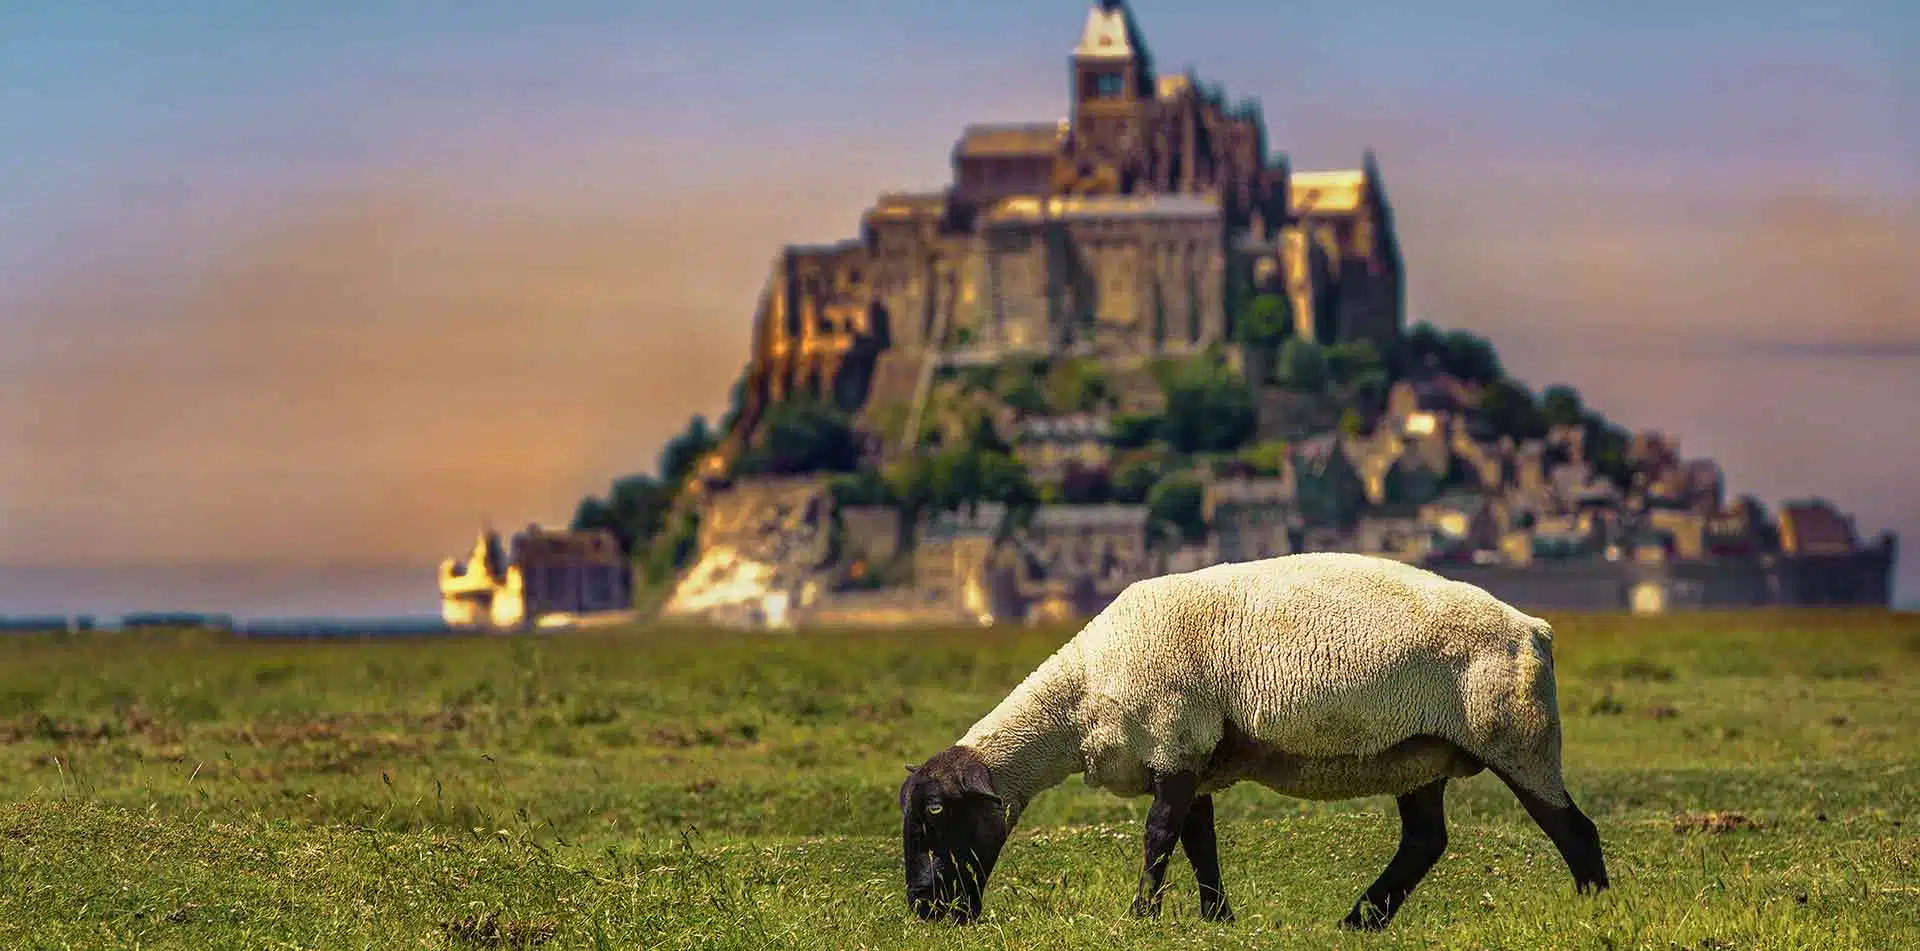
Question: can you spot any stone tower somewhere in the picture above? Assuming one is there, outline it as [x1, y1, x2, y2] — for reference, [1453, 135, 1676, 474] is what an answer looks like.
[1067, 1, 1154, 190]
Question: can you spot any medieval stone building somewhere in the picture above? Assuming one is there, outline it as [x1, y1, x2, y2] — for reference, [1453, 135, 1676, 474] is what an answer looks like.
[438, 525, 632, 630]
[727, 0, 1405, 456]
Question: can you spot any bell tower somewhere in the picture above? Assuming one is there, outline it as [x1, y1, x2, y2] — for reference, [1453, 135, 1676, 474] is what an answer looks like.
[1070, 1, 1152, 164]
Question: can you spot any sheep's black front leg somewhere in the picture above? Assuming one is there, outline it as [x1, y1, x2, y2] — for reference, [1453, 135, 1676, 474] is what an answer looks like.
[1130, 771, 1197, 919]
[1179, 793, 1233, 922]
[1342, 778, 1449, 931]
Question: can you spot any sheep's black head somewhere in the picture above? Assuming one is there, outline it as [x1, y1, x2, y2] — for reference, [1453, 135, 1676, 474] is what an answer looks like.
[900, 746, 1009, 924]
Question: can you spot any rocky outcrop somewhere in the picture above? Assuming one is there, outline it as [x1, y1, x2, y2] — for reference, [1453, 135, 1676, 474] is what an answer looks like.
[659, 478, 836, 629]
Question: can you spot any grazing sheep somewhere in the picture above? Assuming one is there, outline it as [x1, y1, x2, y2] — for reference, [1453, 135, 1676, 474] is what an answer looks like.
[900, 551, 1608, 928]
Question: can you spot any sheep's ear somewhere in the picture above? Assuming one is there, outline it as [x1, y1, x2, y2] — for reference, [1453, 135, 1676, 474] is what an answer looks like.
[904, 763, 919, 775]
[958, 761, 1001, 804]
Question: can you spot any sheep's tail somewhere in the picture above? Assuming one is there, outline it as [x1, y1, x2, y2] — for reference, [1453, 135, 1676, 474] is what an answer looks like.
[1492, 614, 1571, 805]
[1514, 615, 1559, 711]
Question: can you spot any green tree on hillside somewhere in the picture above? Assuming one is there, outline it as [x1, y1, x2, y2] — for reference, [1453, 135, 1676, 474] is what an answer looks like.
[1111, 457, 1163, 504]
[1477, 379, 1548, 442]
[1237, 293, 1295, 345]
[1146, 474, 1208, 544]
[657, 416, 715, 488]
[1583, 414, 1634, 489]
[1324, 340, 1383, 386]
[642, 509, 701, 584]
[829, 469, 894, 506]
[1273, 339, 1328, 393]
[1109, 412, 1162, 450]
[1400, 322, 1502, 384]
[1541, 385, 1586, 429]
[1159, 357, 1258, 454]
[1349, 367, 1390, 410]
[735, 397, 862, 475]
[1044, 358, 1110, 415]
[1437, 330, 1503, 384]
[994, 363, 1050, 416]
[572, 475, 673, 556]
[571, 412, 719, 555]
[1403, 321, 1444, 366]
[1235, 292, 1295, 382]
[887, 446, 1036, 523]
[718, 366, 752, 434]
[1236, 440, 1291, 477]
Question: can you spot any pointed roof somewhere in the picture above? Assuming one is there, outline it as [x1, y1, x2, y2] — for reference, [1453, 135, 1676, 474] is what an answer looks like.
[1076, 1, 1145, 60]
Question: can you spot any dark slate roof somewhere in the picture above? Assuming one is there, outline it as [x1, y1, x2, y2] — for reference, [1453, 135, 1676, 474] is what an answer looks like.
[512, 526, 625, 566]
[1018, 414, 1113, 443]
[922, 503, 1007, 540]
[1779, 500, 1856, 555]
[1031, 505, 1150, 531]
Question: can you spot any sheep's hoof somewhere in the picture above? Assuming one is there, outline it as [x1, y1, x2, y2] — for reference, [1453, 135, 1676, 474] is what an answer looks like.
[1129, 896, 1162, 919]
[1339, 904, 1391, 932]
[1200, 901, 1235, 923]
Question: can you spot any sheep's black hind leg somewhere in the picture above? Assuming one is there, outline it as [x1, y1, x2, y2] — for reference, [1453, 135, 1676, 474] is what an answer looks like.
[1496, 773, 1610, 893]
[1179, 793, 1234, 922]
[1341, 779, 1449, 931]
[1131, 771, 1197, 919]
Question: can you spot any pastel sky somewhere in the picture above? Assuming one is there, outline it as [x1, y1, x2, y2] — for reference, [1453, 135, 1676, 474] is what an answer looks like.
[1, 1, 1916, 611]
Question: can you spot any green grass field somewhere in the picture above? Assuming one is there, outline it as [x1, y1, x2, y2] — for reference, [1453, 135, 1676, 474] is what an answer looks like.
[0, 611, 1914, 950]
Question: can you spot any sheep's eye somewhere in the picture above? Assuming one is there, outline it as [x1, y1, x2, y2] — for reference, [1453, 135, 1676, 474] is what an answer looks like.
[927, 804, 944, 816]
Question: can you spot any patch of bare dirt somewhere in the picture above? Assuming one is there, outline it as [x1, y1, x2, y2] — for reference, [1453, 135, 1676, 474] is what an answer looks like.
[0, 706, 179, 746]
[218, 709, 472, 748]
[1673, 810, 1763, 834]
[1586, 692, 1626, 716]
[646, 721, 759, 749]
[438, 911, 558, 948]
[850, 693, 915, 720]
[210, 709, 478, 777]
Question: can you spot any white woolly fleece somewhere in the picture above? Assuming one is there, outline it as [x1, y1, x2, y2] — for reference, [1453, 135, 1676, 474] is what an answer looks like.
[957, 552, 1569, 813]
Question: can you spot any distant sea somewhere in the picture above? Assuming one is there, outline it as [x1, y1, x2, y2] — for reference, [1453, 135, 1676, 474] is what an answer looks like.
[0, 565, 1912, 624]
[0, 565, 435, 622]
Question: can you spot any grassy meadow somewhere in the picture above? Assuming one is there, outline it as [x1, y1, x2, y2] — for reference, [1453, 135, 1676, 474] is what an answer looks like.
[0, 611, 1915, 950]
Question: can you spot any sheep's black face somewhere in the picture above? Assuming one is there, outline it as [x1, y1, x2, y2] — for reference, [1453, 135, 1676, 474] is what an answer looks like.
[900, 746, 1008, 924]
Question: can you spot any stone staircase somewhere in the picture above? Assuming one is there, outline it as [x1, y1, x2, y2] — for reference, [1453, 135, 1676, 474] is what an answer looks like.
[898, 287, 957, 456]
[860, 351, 925, 425]
[899, 350, 943, 456]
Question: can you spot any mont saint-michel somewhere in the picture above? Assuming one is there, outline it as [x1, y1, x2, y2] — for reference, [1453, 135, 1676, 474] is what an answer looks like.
[438, 0, 1896, 631]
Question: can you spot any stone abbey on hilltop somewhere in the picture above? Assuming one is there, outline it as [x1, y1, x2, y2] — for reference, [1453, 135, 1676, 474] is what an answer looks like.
[723, 0, 1401, 463]
[526, 2, 1895, 631]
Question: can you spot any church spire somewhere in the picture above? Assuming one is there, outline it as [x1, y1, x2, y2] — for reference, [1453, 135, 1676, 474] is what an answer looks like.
[1075, 1, 1146, 64]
